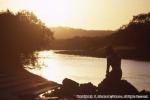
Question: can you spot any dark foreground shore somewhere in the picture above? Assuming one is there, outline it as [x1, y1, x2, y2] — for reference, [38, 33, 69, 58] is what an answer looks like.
[43, 78, 150, 100]
[0, 69, 59, 100]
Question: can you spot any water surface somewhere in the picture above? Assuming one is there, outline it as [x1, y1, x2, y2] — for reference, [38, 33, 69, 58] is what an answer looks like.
[27, 51, 150, 91]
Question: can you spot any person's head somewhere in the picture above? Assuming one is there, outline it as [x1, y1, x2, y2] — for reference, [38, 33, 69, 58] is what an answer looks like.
[105, 46, 114, 55]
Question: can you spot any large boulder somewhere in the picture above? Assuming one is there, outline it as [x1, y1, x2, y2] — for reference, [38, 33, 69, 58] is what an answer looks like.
[62, 78, 79, 97]
[98, 79, 138, 94]
[79, 82, 97, 94]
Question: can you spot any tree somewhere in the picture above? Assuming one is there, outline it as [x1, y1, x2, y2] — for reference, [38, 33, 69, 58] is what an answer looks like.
[0, 10, 53, 71]
[116, 12, 150, 47]
[111, 12, 150, 60]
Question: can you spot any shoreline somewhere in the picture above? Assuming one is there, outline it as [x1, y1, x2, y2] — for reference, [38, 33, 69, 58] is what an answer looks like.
[54, 50, 150, 62]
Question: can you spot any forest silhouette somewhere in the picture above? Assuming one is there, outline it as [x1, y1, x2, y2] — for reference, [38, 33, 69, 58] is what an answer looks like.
[0, 10, 53, 73]
[111, 12, 150, 60]
[53, 12, 150, 60]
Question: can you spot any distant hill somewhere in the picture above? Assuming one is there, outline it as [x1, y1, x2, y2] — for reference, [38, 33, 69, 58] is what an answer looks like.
[51, 12, 150, 60]
[50, 27, 114, 39]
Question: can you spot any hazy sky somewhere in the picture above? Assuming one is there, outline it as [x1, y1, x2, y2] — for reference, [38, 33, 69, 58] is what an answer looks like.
[0, 0, 150, 30]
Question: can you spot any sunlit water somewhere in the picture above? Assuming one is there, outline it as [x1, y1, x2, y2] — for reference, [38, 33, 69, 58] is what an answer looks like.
[27, 51, 150, 91]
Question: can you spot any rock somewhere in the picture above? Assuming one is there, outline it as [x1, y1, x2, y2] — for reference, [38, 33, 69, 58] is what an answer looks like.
[62, 78, 79, 97]
[79, 82, 97, 94]
[47, 78, 150, 100]
[50, 78, 97, 98]
[63, 78, 79, 88]
[139, 90, 150, 97]
[98, 79, 139, 94]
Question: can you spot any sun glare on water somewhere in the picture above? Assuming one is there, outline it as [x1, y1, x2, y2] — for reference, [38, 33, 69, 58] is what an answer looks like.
[27, 51, 64, 83]
[27, 50, 106, 85]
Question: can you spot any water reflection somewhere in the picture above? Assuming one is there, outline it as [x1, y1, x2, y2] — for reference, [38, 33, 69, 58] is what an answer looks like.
[26, 50, 150, 91]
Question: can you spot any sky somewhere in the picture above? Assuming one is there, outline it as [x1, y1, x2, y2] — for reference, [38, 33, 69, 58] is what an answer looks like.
[0, 0, 150, 30]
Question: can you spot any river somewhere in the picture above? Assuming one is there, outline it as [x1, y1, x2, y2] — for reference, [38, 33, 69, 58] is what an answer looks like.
[26, 50, 150, 91]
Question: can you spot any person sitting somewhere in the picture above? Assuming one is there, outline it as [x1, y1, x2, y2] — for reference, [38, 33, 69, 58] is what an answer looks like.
[105, 46, 122, 81]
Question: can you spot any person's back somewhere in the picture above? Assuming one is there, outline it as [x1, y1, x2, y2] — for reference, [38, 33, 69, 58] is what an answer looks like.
[108, 52, 121, 71]
[106, 46, 122, 81]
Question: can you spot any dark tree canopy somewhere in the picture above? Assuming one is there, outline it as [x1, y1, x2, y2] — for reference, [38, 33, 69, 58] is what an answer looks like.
[114, 12, 150, 47]
[111, 12, 150, 60]
[0, 10, 53, 71]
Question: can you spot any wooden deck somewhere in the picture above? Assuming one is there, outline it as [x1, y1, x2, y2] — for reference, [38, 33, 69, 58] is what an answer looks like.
[0, 73, 59, 100]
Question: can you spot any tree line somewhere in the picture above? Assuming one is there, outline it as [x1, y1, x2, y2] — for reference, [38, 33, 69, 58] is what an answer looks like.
[52, 12, 150, 60]
[0, 10, 53, 71]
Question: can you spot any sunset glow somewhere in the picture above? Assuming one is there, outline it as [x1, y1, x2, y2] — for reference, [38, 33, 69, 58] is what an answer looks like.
[26, 51, 107, 85]
[1, 0, 150, 98]
[1, 0, 150, 30]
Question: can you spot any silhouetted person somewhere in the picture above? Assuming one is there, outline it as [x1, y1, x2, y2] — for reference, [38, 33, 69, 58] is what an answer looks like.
[105, 46, 122, 81]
